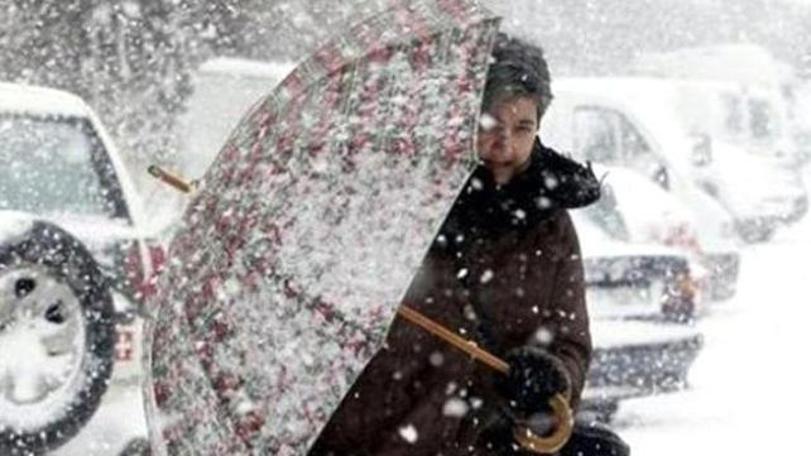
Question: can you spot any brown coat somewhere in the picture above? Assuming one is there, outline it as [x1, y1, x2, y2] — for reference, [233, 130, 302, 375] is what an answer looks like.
[310, 142, 598, 455]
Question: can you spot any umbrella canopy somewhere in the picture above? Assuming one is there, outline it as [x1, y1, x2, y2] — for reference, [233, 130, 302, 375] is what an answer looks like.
[144, 1, 500, 454]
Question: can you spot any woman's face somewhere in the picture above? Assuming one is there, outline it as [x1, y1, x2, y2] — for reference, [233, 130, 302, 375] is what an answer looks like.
[476, 95, 539, 185]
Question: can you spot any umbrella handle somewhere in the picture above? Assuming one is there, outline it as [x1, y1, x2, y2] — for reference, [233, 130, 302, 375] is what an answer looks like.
[513, 393, 573, 454]
[397, 306, 573, 454]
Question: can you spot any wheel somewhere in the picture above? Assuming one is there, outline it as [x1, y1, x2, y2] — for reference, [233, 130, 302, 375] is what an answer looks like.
[0, 221, 115, 454]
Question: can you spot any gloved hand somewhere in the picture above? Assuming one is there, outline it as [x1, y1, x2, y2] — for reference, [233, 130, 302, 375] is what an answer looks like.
[499, 346, 571, 415]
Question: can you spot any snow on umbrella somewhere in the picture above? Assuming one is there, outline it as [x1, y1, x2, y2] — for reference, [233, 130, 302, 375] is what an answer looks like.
[144, 1, 565, 454]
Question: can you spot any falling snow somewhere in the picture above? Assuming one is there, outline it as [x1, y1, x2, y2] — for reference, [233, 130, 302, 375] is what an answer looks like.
[1, 0, 811, 455]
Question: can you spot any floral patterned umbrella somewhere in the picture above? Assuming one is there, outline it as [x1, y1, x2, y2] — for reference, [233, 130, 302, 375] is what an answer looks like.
[143, 1, 501, 454]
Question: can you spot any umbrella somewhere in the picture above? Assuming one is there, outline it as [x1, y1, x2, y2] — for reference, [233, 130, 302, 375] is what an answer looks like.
[144, 1, 569, 454]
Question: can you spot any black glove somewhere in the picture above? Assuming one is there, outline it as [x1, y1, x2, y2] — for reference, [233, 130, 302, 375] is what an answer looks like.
[499, 346, 571, 415]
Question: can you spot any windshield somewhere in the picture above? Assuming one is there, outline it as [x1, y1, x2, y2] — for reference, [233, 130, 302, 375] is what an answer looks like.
[581, 182, 630, 242]
[0, 115, 130, 221]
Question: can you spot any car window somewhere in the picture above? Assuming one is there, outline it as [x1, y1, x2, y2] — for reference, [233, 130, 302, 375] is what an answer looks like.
[574, 106, 667, 188]
[748, 98, 776, 140]
[573, 107, 619, 163]
[619, 114, 653, 162]
[721, 93, 745, 136]
[582, 182, 630, 242]
[0, 114, 130, 221]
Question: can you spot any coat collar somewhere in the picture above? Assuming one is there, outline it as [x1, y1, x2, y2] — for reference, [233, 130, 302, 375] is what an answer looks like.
[442, 139, 601, 240]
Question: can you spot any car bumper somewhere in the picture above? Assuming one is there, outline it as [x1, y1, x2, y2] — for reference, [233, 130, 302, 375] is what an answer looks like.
[583, 320, 704, 405]
[585, 254, 698, 322]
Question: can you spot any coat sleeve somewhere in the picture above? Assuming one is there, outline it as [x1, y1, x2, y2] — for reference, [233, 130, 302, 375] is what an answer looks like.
[544, 210, 592, 409]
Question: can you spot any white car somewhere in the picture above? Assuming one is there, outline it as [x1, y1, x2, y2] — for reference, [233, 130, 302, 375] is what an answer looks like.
[572, 211, 704, 421]
[543, 77, 808, 242]
[591, 165, 741, 302]
[632, 44, 803, 164]
[0, 82, 160, 454]
[574, 208, 700, 322]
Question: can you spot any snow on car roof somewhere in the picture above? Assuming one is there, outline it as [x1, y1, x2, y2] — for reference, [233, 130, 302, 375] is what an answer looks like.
[0, 82, 92, 118]
[0, 211, 34, 244]
[552, 77, 701, 162]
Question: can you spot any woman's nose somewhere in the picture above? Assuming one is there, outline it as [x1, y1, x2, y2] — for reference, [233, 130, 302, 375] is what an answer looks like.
[494, 126, 510, 145]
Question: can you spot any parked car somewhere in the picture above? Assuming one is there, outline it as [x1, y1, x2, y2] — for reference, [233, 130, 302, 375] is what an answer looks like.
[543, 77, 808, 242]
[574, 210, 699, 322]
[668, 79, 808, 225]
[0, 82, 161, 454]
[581, 319, 703, 423]
[573, 210, 704, 422]
[591, 165, 741, 302]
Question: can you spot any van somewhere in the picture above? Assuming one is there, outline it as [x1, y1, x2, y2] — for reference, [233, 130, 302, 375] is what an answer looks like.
[542, 77, 807, 242]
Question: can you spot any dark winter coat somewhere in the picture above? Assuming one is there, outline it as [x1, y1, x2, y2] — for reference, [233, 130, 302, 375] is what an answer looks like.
[309, 140, 601, 455]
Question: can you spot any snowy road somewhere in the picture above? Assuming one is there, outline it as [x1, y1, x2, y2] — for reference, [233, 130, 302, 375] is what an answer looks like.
[616, 172, 811, 454]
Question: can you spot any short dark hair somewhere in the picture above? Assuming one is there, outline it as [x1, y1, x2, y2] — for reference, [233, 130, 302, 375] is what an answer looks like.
[482, 33, 553, 121]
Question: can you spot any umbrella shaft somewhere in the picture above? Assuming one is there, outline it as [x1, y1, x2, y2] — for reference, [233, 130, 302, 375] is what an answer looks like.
[148, 165, 194, 194]
[397, 305, 509, 374]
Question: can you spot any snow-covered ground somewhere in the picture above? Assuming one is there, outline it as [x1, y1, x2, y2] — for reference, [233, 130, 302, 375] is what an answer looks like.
[47, 168, 811, 455]
[51, 385, 147, 456]
[615, 166, 811, 454]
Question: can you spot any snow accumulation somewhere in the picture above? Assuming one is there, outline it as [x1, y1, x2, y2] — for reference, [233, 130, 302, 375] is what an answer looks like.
[0, 285, 88, 432]
[197, 57, 296, 81]
[0, 83, 91, 118]
[0, 211, 34, 243]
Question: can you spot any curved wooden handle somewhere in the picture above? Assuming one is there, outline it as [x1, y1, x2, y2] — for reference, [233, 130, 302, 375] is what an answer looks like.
[397, 306, 573, 454]
[513, 393, 574, 454]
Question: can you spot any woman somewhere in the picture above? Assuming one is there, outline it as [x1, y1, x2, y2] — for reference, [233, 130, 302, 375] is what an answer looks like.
[310, 33, 611, 455]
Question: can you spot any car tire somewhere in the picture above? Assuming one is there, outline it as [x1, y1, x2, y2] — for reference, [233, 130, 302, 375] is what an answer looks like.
[0, 221, 115, 454]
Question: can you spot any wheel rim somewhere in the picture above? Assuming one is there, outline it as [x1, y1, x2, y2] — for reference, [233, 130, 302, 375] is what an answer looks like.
[0, 263, 88, 433]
